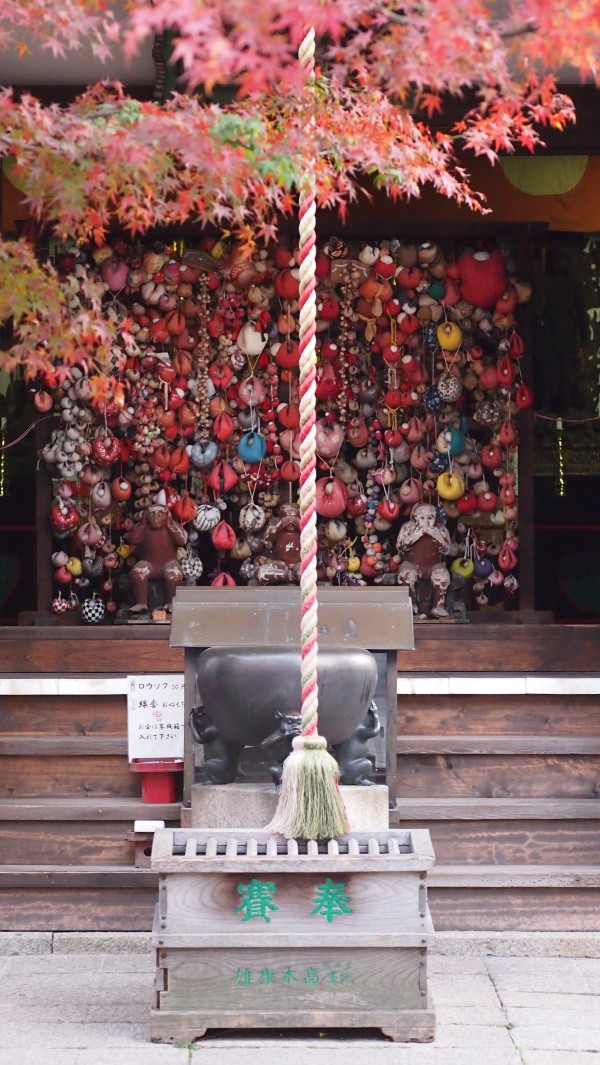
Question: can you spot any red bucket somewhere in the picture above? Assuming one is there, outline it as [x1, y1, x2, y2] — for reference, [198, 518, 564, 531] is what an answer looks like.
[130, 758, 184, 804]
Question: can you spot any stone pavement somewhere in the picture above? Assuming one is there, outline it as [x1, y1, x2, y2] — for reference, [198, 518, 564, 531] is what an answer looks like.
[1, 935, 600, 1065]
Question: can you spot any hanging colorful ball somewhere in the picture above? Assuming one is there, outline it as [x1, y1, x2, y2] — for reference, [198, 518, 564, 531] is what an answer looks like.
[422, 386, 443, 413]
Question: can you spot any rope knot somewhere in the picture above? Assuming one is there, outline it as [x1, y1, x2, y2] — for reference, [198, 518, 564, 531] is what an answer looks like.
[292, 734, 327, 753]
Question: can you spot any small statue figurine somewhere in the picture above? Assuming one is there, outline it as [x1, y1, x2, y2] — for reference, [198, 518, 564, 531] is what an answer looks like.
[126, 504, 188, 615]
[189, 706, 241, 784]
[446, 572, 468, 620]
[256, 502, 302, 584]
[334, 701, 380, 786]
[396, 502, 452, 618]
[261, 711, 302, 786]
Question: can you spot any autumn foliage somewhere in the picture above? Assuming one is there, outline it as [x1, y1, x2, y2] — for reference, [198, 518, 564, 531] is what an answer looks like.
[1, 0, 600, 376]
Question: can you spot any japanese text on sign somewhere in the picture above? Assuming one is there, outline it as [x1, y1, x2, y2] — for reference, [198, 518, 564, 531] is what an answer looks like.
[235, 878, 353, 923]
[233, 962, 353, 986]
[127, 674, 185, 760]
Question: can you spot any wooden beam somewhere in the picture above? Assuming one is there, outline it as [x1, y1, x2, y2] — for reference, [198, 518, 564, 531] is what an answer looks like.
[0, 865, 155, 888]
[0, 797, 181, 820]
[0, 631, 185, 673]
[0, 736, 127, 756]
[391, 797, 600, 819]
[395, 735, 600, 755]
[429, 865, 600, 888]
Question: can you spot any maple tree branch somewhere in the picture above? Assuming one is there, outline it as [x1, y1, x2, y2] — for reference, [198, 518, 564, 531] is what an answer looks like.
[499, 19, 539, 40]
[385, 9, 538, 41]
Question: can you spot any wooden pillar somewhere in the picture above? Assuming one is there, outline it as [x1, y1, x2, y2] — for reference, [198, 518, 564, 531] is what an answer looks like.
[513, 225, 540, 613]
[385, 649, 398, 809]
[182, 648, 200, 808]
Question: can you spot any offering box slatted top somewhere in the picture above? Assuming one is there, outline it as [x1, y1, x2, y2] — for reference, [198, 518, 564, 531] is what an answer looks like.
[154, 827, 433, 868]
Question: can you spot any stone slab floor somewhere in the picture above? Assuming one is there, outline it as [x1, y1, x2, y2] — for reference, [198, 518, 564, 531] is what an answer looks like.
[1, 945, 600, 1065]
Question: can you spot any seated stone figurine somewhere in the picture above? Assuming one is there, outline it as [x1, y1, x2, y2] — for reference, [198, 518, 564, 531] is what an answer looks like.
[126, 504, 187, 615]
[446, 572, 468, 620]
[261, 711, 302, 785]
[188, 706, 241, 784]
[333, 702, 380, 785]
[396, 502, 451, 618]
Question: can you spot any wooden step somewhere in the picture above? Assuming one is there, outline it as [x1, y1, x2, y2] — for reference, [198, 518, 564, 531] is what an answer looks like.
[426, 865, 600, 933]
[397, 693, 600, 737]
[428, 887, 600, 932]
[0, 693, 126, 735]
[2, 860, 599, 932]
[0, 864, 155, 887]
[396, 735, 600, 755]
[429, 865, 600, 888]
[0, 864, 157, 931]
[0, 756, 139, 799]
[395, 626, 600, 673]
[391, 799, 600, 866]
[392, 798, 600, 819]
[0, 799, 181, 865]
[0, 631, 184, 674]
[0, 798, 182, 820]
[1, 820, 142, 865]
[394, 753, 600, 798]
[401, 818, 600, 866]
[6, 863, 598, 890]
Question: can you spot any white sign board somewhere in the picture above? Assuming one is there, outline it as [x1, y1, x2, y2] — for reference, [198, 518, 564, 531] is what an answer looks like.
[127, 674, 185, 760]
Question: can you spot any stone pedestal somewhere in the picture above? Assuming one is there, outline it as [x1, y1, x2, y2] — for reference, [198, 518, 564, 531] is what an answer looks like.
[190, 782, 390, 831]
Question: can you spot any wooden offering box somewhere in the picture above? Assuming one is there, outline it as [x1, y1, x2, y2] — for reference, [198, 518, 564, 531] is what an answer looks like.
[150, 827, 435, 1043]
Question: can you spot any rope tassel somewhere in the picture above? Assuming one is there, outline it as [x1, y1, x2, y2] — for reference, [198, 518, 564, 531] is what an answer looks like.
[267, 26, 349, 841]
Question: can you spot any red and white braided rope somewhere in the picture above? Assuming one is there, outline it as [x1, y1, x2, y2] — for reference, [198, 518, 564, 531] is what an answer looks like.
[297, 26, 320, 746]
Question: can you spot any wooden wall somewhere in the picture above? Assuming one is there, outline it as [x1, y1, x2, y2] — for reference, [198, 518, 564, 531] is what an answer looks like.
[0, 630, 183, 930]
[392, 623, 600, 930]
[0, 623, 599, 931]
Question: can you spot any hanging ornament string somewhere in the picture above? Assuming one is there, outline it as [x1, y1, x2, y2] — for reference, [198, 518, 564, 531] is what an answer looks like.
[554, 417, 567, 498]
[268, 26, 349, 841]
[533, 412, 600, 423]
[0, 412, 55, 451]
[241, 459, 263, 505]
